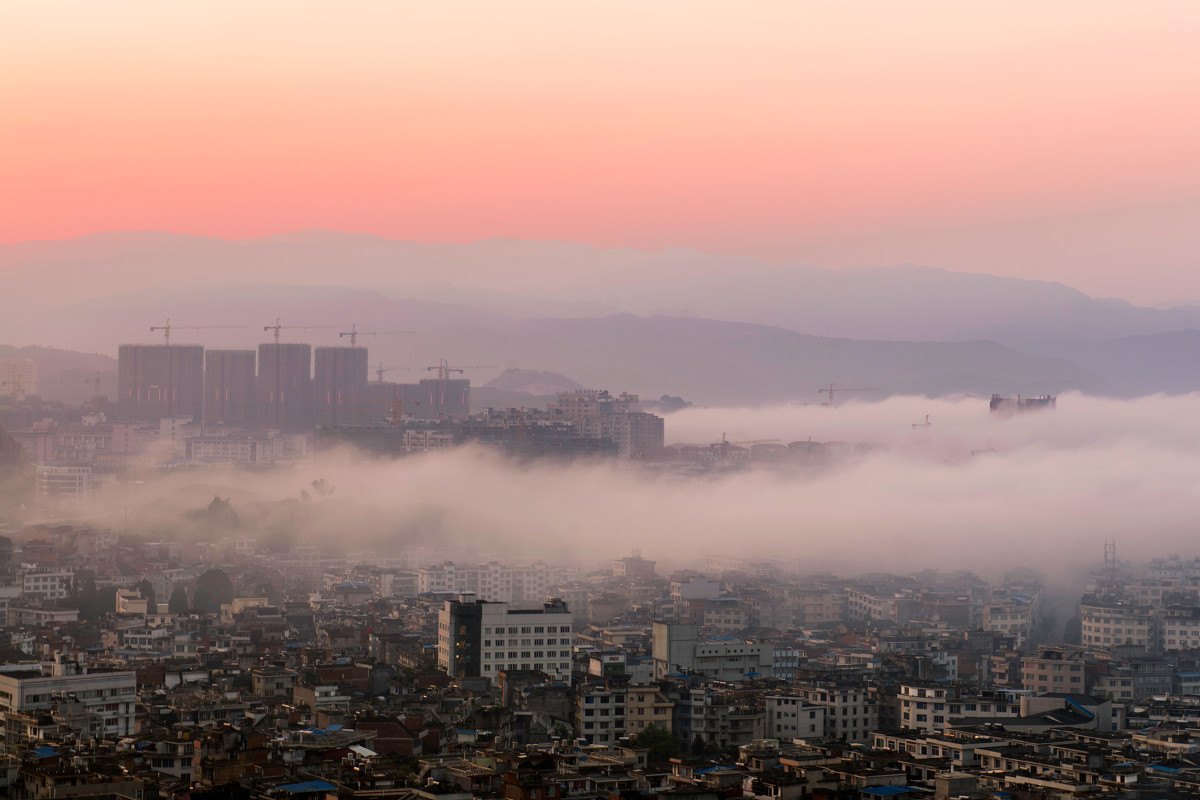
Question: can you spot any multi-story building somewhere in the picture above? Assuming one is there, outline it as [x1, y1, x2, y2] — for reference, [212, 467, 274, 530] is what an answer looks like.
[983, 598, 1035, 646]
[765, 694, 826, 740]
[1079, 595, 1156, 652]
[574, 684, 627, 745]
[184, 433, 274, 464]
[625, 685, 674, 737]
[419, 561, 564, 604]
[0, 660, 137, 739]
[651, 622, 773, 681]
[257, 342, 312, 431]
[674, 686, 765, 750]
[116, 344, 205, 422]
[547, 390, 664, 458]
[1021, 647, 1089, 695]
[796, 682, 878, 743]
[203, 349, 257, 427]
[314, 346, 370, 425]
[438, 594, 574, 682]
[895, 682, 1025, 734]
[21, 569, 74, 600]
[33, 465, 92, 505]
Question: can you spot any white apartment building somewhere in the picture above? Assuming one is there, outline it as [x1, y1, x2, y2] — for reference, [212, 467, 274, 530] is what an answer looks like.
[34, 465, 92, 505]
[652, 622, 773, 681]
[765, 695, 826, 740]
[420, 560, 563, 603]
[0, 660, 137, 738]
[1079, 597, 1156, 651]
[1161, 606, 1200, 651]
[575, 684, 627, 745]
[21, 569, 74, 601]
[438, 594, 574, 682]
[796, 684, 877, 743]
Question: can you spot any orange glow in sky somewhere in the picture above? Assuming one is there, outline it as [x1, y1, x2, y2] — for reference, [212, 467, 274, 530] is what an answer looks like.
[3, 1, 1199, 300]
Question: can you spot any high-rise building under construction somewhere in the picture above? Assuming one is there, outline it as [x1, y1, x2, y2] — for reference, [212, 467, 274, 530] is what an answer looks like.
[203, 350, 257, 427]
[314, 346, 370, 425]
[116, 344, 205, 422]
[257, 343, 312, 430]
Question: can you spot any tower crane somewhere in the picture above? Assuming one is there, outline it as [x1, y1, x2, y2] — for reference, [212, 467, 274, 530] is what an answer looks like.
[84, 372, 106, 401]
[263, 318, 334, 344]
[339, 324, 416, 348]
[710, 433, 779, 451]
[818, 383, 883, 408]
[150, 318, 245, 346]
[425, 358, 495, 380]
[375, 362, 413, 383]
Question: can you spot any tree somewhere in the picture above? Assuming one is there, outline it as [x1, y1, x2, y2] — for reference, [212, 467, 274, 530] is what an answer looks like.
[633, 724, 678, 762]
[192, 568, 234, 612]
[691, 734, 706, 755]
[134, 578, 157, 612]
[168, 585, 190, 613]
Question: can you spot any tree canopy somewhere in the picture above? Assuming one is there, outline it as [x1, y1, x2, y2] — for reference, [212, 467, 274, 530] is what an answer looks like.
[192, 568, 234, 612]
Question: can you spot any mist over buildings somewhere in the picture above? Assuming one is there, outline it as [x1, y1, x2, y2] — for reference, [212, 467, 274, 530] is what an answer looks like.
[10, 393, 1189, 583]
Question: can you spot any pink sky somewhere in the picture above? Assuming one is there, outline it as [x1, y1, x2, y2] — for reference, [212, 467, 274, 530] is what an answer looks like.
[3, 2, 1199, 303]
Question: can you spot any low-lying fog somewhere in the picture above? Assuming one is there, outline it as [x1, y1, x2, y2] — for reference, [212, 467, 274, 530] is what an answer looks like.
[35, 393, 1200, 579]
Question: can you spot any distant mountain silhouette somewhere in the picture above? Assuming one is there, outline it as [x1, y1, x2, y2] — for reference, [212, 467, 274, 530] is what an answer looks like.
[5, 230, 1200, 343]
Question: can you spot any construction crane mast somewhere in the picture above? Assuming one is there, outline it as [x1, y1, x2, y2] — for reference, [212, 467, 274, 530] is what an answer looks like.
[150, 318, 245, 346]
[263, 318, 334, 344]
[84, 372, 106, 402]
[819, 383, 883, 408]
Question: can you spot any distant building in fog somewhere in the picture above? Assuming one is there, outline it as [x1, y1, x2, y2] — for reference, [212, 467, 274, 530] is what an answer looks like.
[314, 346, 369, 425]
[990, 394, 1056, 416]
[203, 349, 256, 427]
[116, 344, 205, 421]
[257, 343, 312, 430]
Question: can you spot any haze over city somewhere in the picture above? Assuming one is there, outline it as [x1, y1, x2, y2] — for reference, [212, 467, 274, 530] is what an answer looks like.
[1, 4, 1200, 797]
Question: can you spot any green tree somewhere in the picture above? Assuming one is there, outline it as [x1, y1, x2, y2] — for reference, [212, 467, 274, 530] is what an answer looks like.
[633, 724, 678, 762]
[168, 585, 190, 613]
[192, 568, 234, 612]
[134, 578, 156, 612]
[691, 734, 706, 755]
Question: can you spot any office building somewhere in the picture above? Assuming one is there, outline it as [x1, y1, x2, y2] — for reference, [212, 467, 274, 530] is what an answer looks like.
[116, 344, 205, 421]
[437, 593, 574, 682]
[203, 349, 256, 427]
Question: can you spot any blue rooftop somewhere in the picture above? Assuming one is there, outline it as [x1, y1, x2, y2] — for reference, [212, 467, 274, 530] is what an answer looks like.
[278, 780, 337, 793]
[863, 787, 925, 797]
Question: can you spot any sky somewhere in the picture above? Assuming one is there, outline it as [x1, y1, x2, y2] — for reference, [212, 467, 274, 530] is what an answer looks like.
[3, 2, 1199, 303]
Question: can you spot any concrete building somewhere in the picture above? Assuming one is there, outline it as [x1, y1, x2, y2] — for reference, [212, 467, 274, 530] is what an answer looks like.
[21, 569, 74, 600]
[203, 349, 257, 427]
[438, 594, 574, 682]
[548, 390, 664, 458]
[402, 377, 471, 420]
[1021, 647, 1089, 695]
[257, 342, 312, 431]
[765, 694, 826, 740]
[185, 433, 274, 464]
[797, 683, 878, 743]
[652, 622, 773, 681]
[33, 465, 92, 506]
[116, 344, 205, 421]
[314, 346, 370, 425]
[625, 685, 674, 737]
[1079, 596, 1156, 652]
[574, 684, 627, 745]
[0, 660, 137, 739]
[419, 561, 564, 604]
